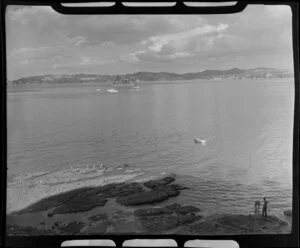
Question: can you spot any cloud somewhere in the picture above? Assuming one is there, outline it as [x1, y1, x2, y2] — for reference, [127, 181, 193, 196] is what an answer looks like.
[56, 32, 87, 47]
[129, 23, 228, 63]
[132, 50, 193, 63]
[145, 24, 228, 52]
[8, 46, 49, 58]
[5, 5, 294, 80]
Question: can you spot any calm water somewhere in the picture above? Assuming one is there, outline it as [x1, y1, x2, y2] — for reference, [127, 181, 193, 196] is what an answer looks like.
[7, 79, 294, 215]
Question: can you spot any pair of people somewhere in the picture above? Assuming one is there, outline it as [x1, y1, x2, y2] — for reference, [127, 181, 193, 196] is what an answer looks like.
[254, 197, 268, 217]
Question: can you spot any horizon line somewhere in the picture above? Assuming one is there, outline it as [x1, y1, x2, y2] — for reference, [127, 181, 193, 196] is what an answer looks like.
[8, 66, 293, 81]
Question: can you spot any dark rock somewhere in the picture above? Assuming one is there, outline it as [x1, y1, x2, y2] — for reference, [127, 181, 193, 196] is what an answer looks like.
[174, 206, 201, 215]
[117, 185, 181, 206]
[134, 206, 200, 233]
[144, 176, 175, 188]
[189, 214, 288, 235]
[97, 182, 145, 198]
[13, 177, 188, 215]
[165, 204, 200, 215]
[16, 190, 81, 214]
[88, 213, 108, 222]
[15, 187, 100, 214]
[283, 209, 292, 217]
[47, 213, 53, 218]
[178, 213, 199, 225]
[137, 213, 179, 232]
[135, 208, 172, 216]
[165, 203, 181, 210]
[173, 185, 190, 190]
[57, 221, 85, 234]
[7, 225, 51, 236]
[51, 194, 107, 215]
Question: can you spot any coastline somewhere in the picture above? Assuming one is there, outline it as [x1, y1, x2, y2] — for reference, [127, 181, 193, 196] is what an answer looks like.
[7, 174, 292, 235]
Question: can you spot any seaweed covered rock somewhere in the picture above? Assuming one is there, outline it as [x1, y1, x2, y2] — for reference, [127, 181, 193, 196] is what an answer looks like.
[135, 208, 172, 216]
[135, 209, 179, 232]
[88, 213, 108, 222]
[144, 176, 175, 188]
[56, 221, 86, 234]
[96, 182, 145, 198]
[12, 176, 188, 216]
[134, 204, 201, 232]
[165, 204, 200, 215]
[14, 188, 85, 214]
[189, 214, 288, 235]
[51, 193, 107, 215]
[7, 225, 52, 236]
[116, 184, 183, 206]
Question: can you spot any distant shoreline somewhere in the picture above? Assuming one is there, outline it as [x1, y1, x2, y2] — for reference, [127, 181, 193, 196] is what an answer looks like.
[7, 67, 294, 85]
[7, 77, 294, 92]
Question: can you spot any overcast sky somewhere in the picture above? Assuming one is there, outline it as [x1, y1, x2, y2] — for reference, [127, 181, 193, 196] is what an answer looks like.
[6, 4, 293, 80]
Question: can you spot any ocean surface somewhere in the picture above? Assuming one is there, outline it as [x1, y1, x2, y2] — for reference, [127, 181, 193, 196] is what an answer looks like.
[7, 79, 294, 217]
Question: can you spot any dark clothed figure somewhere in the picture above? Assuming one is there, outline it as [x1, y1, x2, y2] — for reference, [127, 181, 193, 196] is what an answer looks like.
[262, 198, 268, 217]
[254, 201, 260, 215]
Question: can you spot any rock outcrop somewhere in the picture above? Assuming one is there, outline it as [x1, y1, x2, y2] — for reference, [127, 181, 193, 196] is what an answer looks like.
[12, 176, 187, 215]
[117, 184, 185, 206]
[134, 204, 201, 233]
[143, 176, 175, 188]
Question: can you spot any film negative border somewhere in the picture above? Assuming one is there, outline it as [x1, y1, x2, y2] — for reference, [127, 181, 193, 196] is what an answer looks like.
[0, 1, 299, 248]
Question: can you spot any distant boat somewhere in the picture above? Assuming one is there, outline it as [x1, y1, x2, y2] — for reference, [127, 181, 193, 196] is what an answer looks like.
[107, 88, 119, 93]
[132, 85, 139, 89]
[194, 138, 207, 146]
[194, 136, 215, 146]
[96, 89, 101, 92]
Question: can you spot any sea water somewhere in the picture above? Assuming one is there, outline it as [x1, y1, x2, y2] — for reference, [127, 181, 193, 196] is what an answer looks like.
[7, 79, 294, 216]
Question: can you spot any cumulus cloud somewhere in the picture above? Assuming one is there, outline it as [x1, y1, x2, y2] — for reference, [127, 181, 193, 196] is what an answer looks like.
[5, 5, 294, 79]
[129, 23, 228, 63]
[56, 32, 87, 47]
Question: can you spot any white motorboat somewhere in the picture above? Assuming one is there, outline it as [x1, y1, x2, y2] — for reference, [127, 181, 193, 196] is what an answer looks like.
[106, 88, 119, 93]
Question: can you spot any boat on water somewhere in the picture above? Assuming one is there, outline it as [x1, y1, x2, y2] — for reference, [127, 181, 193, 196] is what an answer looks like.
[132, 85, 139, 89]
[107, 88, 119, 93]
[194, 137, 207, 146]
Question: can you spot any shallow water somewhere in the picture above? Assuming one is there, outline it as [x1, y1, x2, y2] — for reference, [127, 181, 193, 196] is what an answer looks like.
[7, 79, 294, 215]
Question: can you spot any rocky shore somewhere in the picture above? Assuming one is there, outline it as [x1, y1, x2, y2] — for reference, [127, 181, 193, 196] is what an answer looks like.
[7, 176, 291, 235]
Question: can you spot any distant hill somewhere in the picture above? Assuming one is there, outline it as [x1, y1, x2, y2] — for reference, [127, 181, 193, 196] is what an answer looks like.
[7, 67, 294, 85]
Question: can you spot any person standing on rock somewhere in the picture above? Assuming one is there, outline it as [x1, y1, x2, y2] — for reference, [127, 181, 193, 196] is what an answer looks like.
[262, 197, 268, 217]
[254, 201, 260, 215]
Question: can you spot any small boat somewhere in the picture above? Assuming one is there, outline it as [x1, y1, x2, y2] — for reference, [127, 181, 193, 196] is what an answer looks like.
[132, 85, 139, 89]
[107, 88, 119, 93]
[194, 138, 207, 146]
[96, 89, 101, 92]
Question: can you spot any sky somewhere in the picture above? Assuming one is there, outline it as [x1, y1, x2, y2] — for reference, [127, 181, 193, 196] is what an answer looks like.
[5, 4, 294, 80]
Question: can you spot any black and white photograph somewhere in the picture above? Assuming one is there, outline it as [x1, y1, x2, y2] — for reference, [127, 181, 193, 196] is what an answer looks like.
[5, 4, 294, 235]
